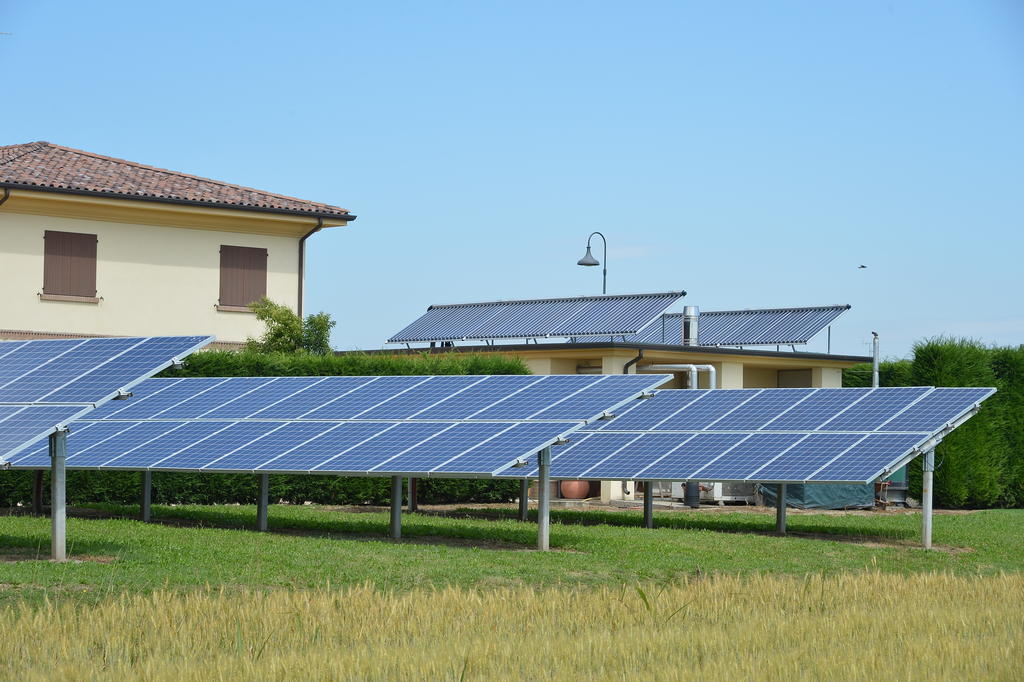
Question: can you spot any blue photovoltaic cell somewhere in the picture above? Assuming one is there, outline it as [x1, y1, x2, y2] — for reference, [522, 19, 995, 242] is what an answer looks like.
[809, 434, 926, 482]
[691, 433, 805, 481]
[199, 377, 324, 420]
[43, 336, 213, 404]
[100, 422, 226, 469]
[633, 433, 747, 480]
[153, 422, 279, 470]
[582, 433, 699, 479]
[299, 376, 433, 420]
[202, 422, 337, 471]
[0, 405, 26, 422]
[761, 389, 871, 430]
[257, 423, 395, 471]
[49, 421, 144, 464]
[312, 423, 451, 472]
[529, 375, 666, 420]
[469, 376, 604, 420]
[86, 379, 194, 419]
[370, 422, 513, 473]
[819, 387, 931, 431]
[408, 376, 545, 419]
[0, 405, 89, 461]
[706, 389, 814, 430]
[748, 433, 863, 481]
[591, 390, 707, 431]
[0, 338, 140, 402]
[145, 378, 276, 419]
[542, 433, 640, 478]
[0, 339, 84, 388]
[432, 422, 579, 474]
[12, 421, 165, 468]
[879, 388, 994, 432]
[247, 377, 379, 419]
[354, 376, 484, 419]
[64, 422, 191, 467]
[0, 341, 28, 361]
[655, 390, 762, 431]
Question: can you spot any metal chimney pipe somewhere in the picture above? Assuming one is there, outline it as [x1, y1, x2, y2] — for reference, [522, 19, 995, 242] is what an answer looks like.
[871, 332, 880, 388]
[682, 306, 700, 346]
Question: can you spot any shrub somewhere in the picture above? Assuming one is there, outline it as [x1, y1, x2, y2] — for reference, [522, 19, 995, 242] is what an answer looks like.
[245, 298, 335, 355]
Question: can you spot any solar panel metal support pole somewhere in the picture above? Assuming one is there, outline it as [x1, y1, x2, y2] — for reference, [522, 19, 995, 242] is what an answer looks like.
[922, 449, 935, 549]
[256, 473, 269, 532]
[32, 470, 44, 516]
[390, 476, 403, 539]
[140, 471, 152, 522]
[407, 478, 418, 513]
[775, 484, 787, 535]
[48, 430, 67, 562]
[518, 478, 529, 522]
[537, 448, 551, 551]
[643, 481, 654, 529]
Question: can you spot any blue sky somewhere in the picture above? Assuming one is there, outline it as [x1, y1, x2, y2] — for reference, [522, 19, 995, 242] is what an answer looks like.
[3, 1, 1021, 358]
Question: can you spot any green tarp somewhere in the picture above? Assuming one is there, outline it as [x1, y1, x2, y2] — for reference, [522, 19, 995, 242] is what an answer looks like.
[758, 483, 874, 510]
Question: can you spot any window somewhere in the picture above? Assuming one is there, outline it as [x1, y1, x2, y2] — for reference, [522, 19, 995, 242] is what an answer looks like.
[218, 245, 267, 311]
[42, 230, 98, 301]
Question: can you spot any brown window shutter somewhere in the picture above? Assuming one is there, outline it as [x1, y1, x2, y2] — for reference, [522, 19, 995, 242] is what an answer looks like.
[219, 245, 268, 307]
[43, 230, 97, 297]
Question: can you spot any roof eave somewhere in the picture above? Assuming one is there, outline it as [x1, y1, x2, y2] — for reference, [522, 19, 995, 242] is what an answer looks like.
[0, 182, 356, 224]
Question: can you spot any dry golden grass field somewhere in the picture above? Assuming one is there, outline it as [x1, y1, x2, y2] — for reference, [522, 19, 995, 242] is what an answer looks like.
[3, 573, 1022, 681]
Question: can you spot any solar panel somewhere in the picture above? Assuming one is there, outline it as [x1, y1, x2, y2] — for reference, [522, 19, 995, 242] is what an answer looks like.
[6, 373, 673, 478]
[629, 305, 850, 346]
[534, 386, 994, 484]
[0, 336, 213, 465]
[387, 291, 685, 344]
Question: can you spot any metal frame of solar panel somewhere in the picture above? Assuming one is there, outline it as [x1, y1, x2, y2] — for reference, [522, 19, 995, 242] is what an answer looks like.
[386, 291, 686, 345]
[6, 374, 673, 478]
[630, 305, 850, 346]
[0, 336, 214, 465]
[505, 387, 995, 485]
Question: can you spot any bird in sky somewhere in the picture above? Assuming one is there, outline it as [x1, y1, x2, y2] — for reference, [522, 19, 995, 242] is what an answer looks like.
[858, 265, 867, 269]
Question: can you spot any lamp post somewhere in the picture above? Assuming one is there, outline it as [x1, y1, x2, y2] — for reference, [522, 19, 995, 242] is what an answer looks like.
[577, 231, 607, 294]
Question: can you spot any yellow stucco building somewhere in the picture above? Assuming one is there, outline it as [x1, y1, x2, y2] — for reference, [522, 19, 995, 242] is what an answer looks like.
[0, 142, 354, 346]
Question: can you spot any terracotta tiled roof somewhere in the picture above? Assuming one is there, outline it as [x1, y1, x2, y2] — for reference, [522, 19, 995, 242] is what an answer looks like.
[0, 141, 354, 219]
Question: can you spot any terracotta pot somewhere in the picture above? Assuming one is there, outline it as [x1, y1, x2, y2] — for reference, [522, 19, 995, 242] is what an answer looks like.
[560, 480, 591, 499]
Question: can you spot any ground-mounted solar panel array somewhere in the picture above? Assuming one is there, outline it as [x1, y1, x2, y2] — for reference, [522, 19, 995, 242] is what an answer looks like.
[6, 374, 672, 478]
[0, 336, 213, 465]
[501, 387, 995, 485]
[630, 305, 850, 346]
[387, 291, 685, 344]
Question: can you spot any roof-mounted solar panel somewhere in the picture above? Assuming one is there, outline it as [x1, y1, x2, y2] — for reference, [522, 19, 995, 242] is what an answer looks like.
[387, 291, 686, 344]
[630, 305, 850, 346]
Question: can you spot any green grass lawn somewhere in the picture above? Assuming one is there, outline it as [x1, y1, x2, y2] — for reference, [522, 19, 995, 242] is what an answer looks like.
[1, 504, 1021, 606]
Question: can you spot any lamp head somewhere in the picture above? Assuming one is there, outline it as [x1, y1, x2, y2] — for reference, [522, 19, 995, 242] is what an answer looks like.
[577, 246, 600, 267]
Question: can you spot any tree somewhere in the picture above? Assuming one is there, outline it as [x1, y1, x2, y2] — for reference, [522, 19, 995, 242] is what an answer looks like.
[245, 297, 336, 354]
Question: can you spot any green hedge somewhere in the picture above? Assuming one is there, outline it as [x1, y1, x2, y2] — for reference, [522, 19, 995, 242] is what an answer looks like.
[843, 338, 1024, 508]
[0, 351, 530, 509]
[160, 350, 531, 378]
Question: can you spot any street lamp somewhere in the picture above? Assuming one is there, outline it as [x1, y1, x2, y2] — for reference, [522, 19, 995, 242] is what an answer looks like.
[577, 231, 607, 294]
